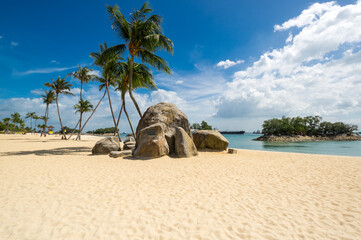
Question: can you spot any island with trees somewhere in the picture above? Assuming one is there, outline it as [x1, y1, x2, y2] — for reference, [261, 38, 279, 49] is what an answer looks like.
[254, 116, 361, 141]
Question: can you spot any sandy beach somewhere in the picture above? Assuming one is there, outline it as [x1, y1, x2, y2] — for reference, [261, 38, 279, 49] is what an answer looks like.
[1, 134, 361, 240]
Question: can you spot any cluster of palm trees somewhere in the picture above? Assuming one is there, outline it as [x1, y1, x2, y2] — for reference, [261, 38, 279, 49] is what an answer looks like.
[38, 2, 173, 140]
[1, 2, 173, 140]
[0, 112, 41, 133]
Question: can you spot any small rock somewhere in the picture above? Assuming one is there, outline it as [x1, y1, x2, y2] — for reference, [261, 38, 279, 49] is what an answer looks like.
[124, 136, 135, 143]
[109, 150, 132, 158]
[124, 142, 136, 150]
[193, 130, 229, 151]
[228, 148, 237, 154]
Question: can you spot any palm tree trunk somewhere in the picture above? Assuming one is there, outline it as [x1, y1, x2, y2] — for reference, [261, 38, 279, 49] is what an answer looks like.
[68, 120, 80, 140]
[122, 93, 135, 137]
[42, 105, 48, 137]
[128, 56, 143, 118]
[79, 90, 106, 133]
[77, 112, 83, 140]
[13, 122, 16, 134]
[56, 94, 66, 139]
[80, 81, 83, 101]
[115, 102, 124, 135]
[106, 85, 121, 141]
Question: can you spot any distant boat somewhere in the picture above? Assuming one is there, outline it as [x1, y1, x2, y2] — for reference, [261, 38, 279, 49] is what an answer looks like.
[219, 131, 245, 134]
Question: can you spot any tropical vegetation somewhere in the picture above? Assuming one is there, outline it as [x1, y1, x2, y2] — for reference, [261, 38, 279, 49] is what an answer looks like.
[262, 116, 358, 136]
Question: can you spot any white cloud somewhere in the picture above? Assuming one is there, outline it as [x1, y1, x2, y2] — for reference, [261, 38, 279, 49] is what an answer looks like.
[50, 60, 60, 64]
[175, 80, 183, 84]
[216, 0, 361, 130]
[0, 36, 3, 39]
[10, 41, 18, 46]
[216, 59, 244, 69]
[274, 2, 337, 31]
[30, 89, 44, 95]
[14, 66, 77, 75]
[286, 33, 293, 43]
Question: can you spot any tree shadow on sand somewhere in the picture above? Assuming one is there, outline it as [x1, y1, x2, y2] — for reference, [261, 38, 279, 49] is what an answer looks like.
[0, 147, 92, 156]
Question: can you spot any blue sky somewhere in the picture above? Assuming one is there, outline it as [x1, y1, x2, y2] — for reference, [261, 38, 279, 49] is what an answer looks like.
[1, 0, 360, 132]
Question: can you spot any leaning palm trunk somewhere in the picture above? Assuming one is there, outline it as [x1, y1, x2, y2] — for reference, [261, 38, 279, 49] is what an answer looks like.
[67, 120, 80, 140]
[79, 90, 107, 134]
[106, 84, 121, 141]
[55, 95, 67, 139]
[77, 112, 83, 140]
[122, 92, 135, 137]
[41, 105, 48, 137]
[115, 102, 124, 135]
[128, 56, 143, 118]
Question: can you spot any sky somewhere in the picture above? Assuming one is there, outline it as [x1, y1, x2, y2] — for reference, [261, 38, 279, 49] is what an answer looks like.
[0, 0, 360, 132]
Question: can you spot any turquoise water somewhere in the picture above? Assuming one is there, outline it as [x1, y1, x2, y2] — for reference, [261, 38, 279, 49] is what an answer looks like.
[223, 134, 361, 157]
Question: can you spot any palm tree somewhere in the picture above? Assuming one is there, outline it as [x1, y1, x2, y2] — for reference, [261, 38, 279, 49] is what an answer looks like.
[115, 58, 157, 136]
[68, 65, 95, 101]
[33, 115, 39, 133]
[104, 2, 173, 117]
[41, 90, 55, 136]
[10, 112, 21, 133]
[90, 42, 123, 140]
[44, 76, 74, 139]
[3, 118, 11, 133]
[25, 112, 36, 132]
[74, 100, 93, 140]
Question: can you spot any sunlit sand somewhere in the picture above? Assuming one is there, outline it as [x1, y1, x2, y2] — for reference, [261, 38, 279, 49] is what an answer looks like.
[1, 134, 360, 239]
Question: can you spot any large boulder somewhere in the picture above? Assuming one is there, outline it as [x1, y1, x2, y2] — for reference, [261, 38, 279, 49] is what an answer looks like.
[193, 130, 229, 151]
[92, 137, 121, 155]
[174, 127, 198, 158]
[133, 123, 170, 158]
[135, 102, 193, 155]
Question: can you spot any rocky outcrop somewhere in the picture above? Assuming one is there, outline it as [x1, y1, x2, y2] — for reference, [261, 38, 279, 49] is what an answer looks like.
[133, 123, 170, 158]
[134, 102, 197, 157]
[254, 134, 361, 142]
[174, 127, 198, 158]
[92, 137, 121, 155]
[193, 130, 229, 151]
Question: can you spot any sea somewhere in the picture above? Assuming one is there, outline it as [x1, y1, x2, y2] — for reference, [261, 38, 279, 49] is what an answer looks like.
[223, 134, 361, 157]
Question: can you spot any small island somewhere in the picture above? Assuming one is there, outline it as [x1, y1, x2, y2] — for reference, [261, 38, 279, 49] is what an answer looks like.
[254, 116, 361, 142]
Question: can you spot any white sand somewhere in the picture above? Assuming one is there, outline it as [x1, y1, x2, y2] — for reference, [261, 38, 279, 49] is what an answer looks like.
[1, 134, 361, 239]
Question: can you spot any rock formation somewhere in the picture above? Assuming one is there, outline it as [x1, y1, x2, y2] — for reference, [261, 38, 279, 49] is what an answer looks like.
[92, 136, 122, 155]
[133, 102, 198, 158]
[133, 123, 170, 158]
[193, 130, 229, 151]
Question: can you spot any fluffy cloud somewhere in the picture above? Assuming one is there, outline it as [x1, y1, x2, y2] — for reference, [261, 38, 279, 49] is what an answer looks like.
[216, 59, 244, 69]
[10, 41, 18, 46]
[217, 1, 361, 130]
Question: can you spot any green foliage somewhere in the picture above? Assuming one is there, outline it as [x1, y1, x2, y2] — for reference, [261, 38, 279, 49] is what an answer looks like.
[191, 121, 212, 130]
[262, 116, 358, 136]
[89, 127, 117, 134]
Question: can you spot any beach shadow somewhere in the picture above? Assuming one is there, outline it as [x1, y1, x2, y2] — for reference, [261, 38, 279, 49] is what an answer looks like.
[0, 146, 92, 156]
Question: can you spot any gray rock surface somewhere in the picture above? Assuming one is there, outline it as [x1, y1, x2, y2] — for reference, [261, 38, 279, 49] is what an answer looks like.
[174, 127, 198, 157]
[109, 150, 132, 158]
[92, 137, 121, 155]
[133, 123, 170, 158]
[135, 102, 192, 155]
[193, 130, 229, 151]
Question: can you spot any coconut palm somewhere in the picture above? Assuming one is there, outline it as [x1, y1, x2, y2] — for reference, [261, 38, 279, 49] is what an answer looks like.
[68, 65, 95, 100]
[74, 100, 93, 140]
[115, 58, 157, 136]
[3, 118, 11, 133]
[104, 2, 173, 117]
[44, 76, 74, 139]
[25, 112, 36, 132]
[41, 90, 55, 136]
[89, 43, 124, 140]
[33, 115, 39, 133]
[10, 112, 21, 133]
